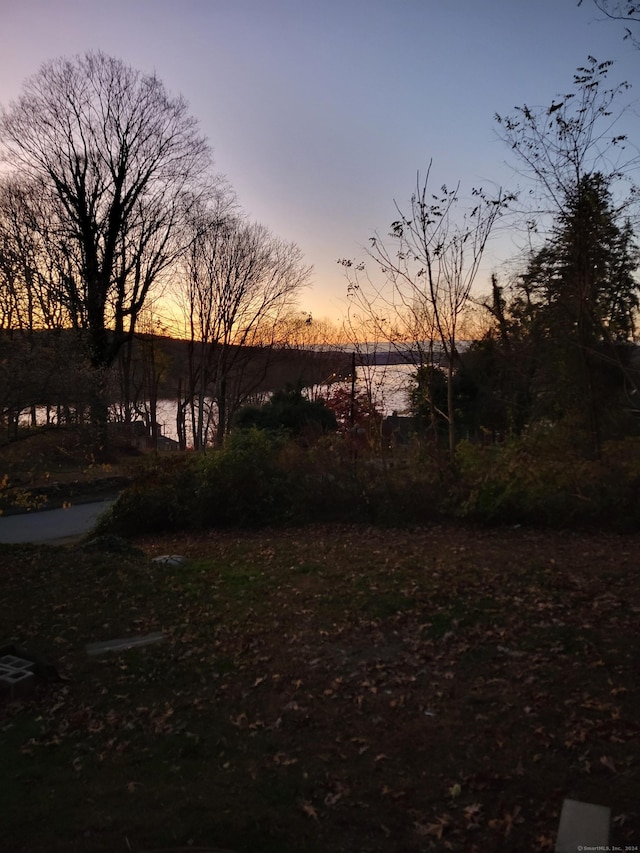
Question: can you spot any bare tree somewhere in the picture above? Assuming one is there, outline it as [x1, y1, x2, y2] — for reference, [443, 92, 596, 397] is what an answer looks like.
[0, 175, 81, 430]
[495, 57, 634, 216]
[579, 0, 640, 19]
[180, 209, 311, 446]
[0, 51, 213, 427]
[578, 1, 640, 42]
[0, 175, 73, 332]
[342, 163, 509, 457]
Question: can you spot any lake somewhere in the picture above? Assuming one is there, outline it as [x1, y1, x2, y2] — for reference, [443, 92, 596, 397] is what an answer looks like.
[152, 363, 417, 445]
[17, 363, 418, 448]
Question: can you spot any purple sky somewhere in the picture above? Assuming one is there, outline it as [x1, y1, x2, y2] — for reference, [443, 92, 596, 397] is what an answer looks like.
[1, 0, 638, 325]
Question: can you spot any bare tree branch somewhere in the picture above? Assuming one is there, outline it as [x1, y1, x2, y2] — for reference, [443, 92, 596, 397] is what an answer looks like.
[0, 51, 214, 375]
[342, 165, 510, 456]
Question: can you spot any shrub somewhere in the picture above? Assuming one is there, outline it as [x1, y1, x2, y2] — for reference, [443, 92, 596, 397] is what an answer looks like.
[94, 454, 198, 535]
[192, 428, 293, 527]
[455, 434, 640, 529]
[233, 389, 337, 441]
[97, 429, 640, 536]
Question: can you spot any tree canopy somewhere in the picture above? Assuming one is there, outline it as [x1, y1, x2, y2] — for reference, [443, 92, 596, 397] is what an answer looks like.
[233, 388, 337, 438]
[0, 51, 213, 372]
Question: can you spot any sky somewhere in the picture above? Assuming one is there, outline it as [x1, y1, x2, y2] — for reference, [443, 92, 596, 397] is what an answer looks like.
[0, 0, 639, 326]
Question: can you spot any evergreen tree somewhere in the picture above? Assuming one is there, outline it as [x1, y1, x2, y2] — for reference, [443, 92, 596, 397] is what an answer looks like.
[473, 174, 640, 452]
[522, 173, 638, 343]
[524, 174, 638, 447]
[232, 388, 337, 440]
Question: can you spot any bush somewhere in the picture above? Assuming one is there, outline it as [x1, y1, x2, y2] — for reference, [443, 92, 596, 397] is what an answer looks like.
[94, 454, 198, 535]
[233, 389, 337, 441]
[99, 429, 299, 534]
[97, 428, 640, 536]
[455, 434, 640, 529]
[192, 428, 293, 527]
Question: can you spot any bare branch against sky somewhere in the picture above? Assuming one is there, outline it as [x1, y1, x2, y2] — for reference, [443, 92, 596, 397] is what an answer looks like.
[0, 1, 638, 322]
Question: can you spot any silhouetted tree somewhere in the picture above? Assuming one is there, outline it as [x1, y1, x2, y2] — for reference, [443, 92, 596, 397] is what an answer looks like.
[233, 388, 336, 439]
[0, 51, 213, 429]
[342, 164, 510, 457]
[578, 1, 640, 44]
[516, 173, 638, 448]
[466, 180, 640, 450]
[495, 58, 640, 454]
[0, 176, 72, 332]
[181, 206, 310, 447]
[495, 57, 632, 216]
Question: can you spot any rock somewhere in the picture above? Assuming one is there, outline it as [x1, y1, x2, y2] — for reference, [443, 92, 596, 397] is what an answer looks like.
[152, 554, 188, 566]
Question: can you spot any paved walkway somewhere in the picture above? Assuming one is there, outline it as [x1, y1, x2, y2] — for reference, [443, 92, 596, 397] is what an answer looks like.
[0, 499, 115, 545]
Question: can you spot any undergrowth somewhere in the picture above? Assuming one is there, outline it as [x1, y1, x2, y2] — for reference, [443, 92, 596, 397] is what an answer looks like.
[96, 428, 640, 535]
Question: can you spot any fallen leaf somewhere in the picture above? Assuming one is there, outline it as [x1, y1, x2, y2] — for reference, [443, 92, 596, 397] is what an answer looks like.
[415, 815, 451, 839]
[449, 783, 462, 799]
[272, 752, 298, 766]
[600, 754, 617, 773]
[464, 802, 483, 827]
[300, 801, 319, 821]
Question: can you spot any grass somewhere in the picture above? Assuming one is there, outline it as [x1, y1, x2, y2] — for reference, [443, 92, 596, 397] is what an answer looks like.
[1, 524, 639, 852]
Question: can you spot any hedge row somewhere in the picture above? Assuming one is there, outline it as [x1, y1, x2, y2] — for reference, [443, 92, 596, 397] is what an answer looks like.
[96, 428, 640, 535]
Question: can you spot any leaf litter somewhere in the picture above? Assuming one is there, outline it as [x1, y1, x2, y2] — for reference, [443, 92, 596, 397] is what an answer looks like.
[0, 523, 639, 852]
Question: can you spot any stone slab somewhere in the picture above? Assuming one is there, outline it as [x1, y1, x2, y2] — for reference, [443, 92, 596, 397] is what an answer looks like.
[86, 632, 165, 656]
[555, 798, 610, 853]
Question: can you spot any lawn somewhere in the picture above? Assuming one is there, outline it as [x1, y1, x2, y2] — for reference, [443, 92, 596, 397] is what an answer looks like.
[1, 523, 639, 852]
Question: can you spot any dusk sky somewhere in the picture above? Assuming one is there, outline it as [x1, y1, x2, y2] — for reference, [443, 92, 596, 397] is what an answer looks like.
[1, 0, 639, 325]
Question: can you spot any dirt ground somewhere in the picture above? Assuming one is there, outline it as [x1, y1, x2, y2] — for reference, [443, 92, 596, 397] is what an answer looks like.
[1, 521, 638, 852]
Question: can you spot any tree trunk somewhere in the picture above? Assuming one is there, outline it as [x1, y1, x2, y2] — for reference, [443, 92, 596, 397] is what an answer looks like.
[447, 358, 456, 460]
[176, 379, 187, 451]
[89, 366, 110, 458]
[216, 378, 227, 446]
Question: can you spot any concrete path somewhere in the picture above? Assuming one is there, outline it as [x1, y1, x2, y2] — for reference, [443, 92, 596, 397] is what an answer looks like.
[0, 499, 115, 545]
